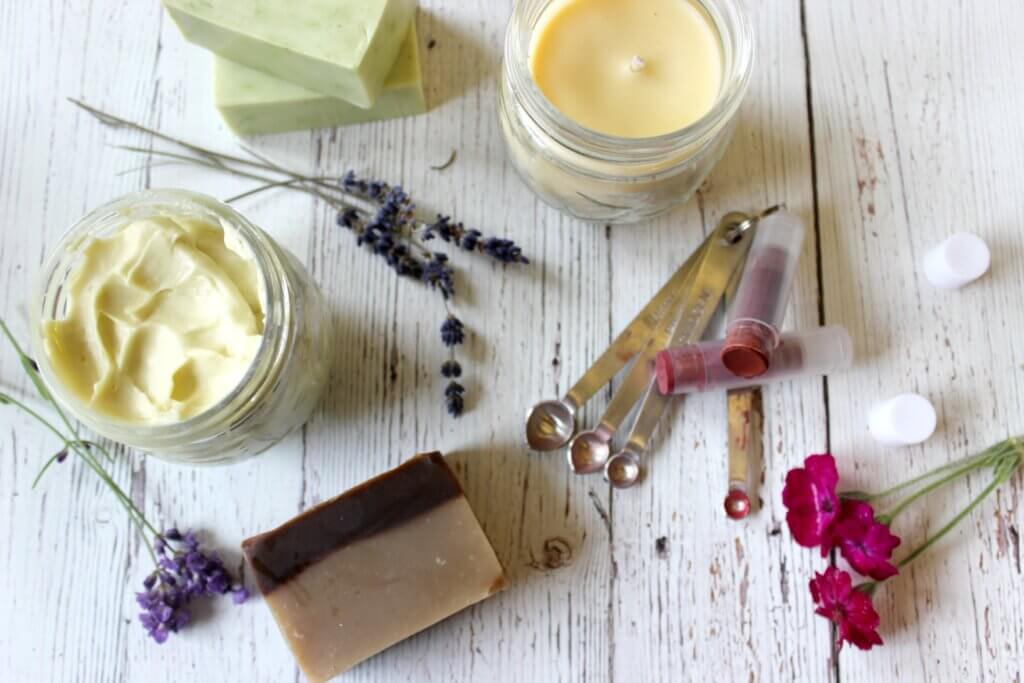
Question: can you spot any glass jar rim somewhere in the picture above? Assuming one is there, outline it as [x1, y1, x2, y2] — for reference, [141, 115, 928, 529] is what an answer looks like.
[30, 188, 287, 446]
[503, 0, 755, 164]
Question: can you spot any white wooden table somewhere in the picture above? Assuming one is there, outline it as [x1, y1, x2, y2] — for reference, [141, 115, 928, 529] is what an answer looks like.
[2, 1, 1023, 681]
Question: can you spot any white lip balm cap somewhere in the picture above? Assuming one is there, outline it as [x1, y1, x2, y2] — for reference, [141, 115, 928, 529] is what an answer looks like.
[922, 233, 991, 289]
[868, 393, 937, 446]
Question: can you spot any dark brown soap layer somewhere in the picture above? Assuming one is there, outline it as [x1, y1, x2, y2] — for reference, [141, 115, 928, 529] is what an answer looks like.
[242, 452, 463, 595]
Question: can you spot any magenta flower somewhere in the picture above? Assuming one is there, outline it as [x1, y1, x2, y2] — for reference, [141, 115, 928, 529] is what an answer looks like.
[782, 453, 840, 547]
[826, 500, 901, 580]
[809, 567, 884, 651]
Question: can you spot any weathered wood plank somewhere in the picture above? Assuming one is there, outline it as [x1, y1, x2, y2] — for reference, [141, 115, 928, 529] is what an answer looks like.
[3, 0, 1022, 681]
[806, 0, 1024, 679]
[607, 2, 834, 680]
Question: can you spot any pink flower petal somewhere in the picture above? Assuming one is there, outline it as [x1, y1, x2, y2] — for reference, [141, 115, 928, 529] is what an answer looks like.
[783, 454, 840, 548]
[809, 566, 884, 651]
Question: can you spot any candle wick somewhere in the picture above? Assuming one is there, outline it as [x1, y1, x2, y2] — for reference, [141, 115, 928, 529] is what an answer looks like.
[629, 55, 646, 73]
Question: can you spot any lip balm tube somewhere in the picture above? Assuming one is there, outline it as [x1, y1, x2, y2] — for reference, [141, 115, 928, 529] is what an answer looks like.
[656, 325, 853, 395]
[721, 211, 806, 378]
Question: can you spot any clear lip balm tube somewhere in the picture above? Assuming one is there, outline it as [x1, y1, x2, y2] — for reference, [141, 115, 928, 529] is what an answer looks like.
[721, 210, 806, 378]
[655, 325, 853, 395]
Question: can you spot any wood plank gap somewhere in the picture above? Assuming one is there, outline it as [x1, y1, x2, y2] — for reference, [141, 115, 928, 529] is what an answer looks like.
[602, 221, 616, 683]
[799, 2, 840, 680]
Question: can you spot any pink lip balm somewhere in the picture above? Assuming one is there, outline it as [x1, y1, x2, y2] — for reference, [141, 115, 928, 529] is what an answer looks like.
[656, 325, 853, 395]
[721, 211, 806, 378]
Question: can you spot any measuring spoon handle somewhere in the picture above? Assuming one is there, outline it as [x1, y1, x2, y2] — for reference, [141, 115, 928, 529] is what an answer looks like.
[563, 237, 708, 409]
[619, 214, 756, 459]
[588, 247, 708, 435]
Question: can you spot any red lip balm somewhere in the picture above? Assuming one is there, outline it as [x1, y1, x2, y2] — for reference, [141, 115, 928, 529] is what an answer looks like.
[655, 326, 853, 395]
[721, 211, 805, 378]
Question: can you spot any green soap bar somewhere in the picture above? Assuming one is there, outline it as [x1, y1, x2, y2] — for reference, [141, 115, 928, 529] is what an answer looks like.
[163, 0, 416, 108]
[214, 27, 426, 135]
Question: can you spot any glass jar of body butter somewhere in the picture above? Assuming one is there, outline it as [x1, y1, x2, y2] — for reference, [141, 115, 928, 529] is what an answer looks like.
[498, 0, 754, 224]
[31, 189, 330, 465]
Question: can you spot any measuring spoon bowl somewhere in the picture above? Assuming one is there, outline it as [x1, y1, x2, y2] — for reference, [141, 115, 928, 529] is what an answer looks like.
[605, 451, 642, 488]
[567, 429, 612, 474]
[525, 399, 577, 451]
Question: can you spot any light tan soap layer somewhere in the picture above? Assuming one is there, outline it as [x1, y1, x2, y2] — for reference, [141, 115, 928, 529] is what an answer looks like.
[215, 26, 426, 135]
[43, 217, 265, 424]
[263, 496, 505, 681]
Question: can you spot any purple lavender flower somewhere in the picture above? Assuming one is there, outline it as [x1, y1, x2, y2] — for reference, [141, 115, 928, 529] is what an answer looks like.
[444, 381, 466, 417]
[441, 360, 462, 378]
[334, 172, 529, 419]
[482, 237, 527, 264]
[459, 228, 481, 251]
[338, 208, 360, 229]
[137, 529, 247, 644]
[440, 316, 465, 347]
[422, 252, 455, 299]
[423, 214, 529, 265]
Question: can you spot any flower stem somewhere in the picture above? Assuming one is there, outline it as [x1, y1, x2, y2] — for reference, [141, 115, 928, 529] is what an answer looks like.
[72, 98, 279, 177]
[2, 390, 156, 557]
[854, 442, 1006, 503]
[896, 476, 1001, 568]
[0, 319, 82, 441]
[31, 439, 103, 487]
[0, 392, 72, 446]
[224, 177, 310, 203]
[877, 457, 996, 524]
[854, 581, 878, 596]
[0, 316, 158, 558]
[896, 446, 1021, 569]
[121, 146, 364, 215]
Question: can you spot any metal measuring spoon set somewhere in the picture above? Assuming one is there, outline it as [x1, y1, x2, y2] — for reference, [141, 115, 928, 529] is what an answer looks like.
[525, 208, 781, 489]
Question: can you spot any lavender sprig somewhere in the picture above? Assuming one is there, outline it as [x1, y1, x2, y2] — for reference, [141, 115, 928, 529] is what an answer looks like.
[0, 318, 246, 644]
[342, 171, 528, 266]
[440, 316, 467, 417]
[69, 100, 531, 418]
[137, 529, 248, 644]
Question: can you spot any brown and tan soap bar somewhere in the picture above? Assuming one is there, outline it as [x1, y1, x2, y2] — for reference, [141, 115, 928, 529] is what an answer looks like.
[242, 452, 506, 681]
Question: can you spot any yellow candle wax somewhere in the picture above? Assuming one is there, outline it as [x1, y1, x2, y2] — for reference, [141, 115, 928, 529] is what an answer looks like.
[528, 0, 723, 138]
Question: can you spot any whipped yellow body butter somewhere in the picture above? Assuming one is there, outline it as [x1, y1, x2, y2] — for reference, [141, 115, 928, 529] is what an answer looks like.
[43, 216, 265, 423]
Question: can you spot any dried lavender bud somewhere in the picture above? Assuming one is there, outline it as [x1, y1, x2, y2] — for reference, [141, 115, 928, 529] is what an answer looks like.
[423, 214, 529, 265]
[422, 252, 455, 299]
[342, 170, 370, 195]
[370, 187, 412, 233]
[55, 448, 68, 463]
[138, 529, 247, 644]
[483, 237, 527, 264]
[338, 208, 360, 229]
[440, 316, 465, 347]
[441, 360, 462, 378]
[445, 381, 466, 417]
[459, 229, 481, 251]
[424, 214, 455, 242]
[331, 172, 529, 420]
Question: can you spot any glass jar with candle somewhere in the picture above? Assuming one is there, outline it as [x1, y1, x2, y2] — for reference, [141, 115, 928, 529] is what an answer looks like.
[31, 189, 331, 465]
[498, 0, 754, 224]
